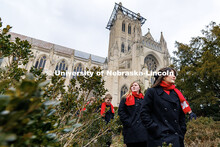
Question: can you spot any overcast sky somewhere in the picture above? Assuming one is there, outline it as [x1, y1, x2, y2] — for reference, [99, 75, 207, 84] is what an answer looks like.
[1, 0, 220, 58]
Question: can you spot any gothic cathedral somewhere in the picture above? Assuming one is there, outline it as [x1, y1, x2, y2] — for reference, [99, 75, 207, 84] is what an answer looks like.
[0, 2, 170, 106]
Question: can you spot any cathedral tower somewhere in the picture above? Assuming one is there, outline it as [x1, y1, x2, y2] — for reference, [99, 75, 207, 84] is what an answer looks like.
[105, 2, 170, 106]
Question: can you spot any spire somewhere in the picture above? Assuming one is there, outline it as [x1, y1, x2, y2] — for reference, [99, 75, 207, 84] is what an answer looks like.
[104, 57, 108, 70]
[160, 32, 167, 49]
[145, 28, 154, 40]
[104, 57, 108, 64]
[160, 32, 165, 43]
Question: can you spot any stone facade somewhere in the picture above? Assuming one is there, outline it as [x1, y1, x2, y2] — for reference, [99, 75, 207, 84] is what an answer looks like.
[0, 32, 106, 87]
[0, 3, 170, 106]
[104, 3, 170, 106]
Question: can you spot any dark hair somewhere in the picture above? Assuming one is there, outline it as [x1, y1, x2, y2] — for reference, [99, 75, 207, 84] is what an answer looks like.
[151, 67, 177, 88]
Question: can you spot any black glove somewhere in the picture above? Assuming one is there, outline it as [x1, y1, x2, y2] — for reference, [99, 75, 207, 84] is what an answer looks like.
[189, 112, 197, 120]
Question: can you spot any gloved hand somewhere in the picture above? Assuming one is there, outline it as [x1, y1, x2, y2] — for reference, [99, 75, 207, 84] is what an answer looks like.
[189, 112, 197, 120]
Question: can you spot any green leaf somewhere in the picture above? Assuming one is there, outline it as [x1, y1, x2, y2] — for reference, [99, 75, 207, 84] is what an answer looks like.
[73, 123, 82, 128]
[47, 109, 56, 116]
[44, 100, 61, 106]
[0, 95, 10, 99]
[26, 73, 34, 80]
[0, 95, 10, 106]
[68, 119, 77, 124]
[46, 133, 56, 139]
[39, 80, 50, 87]
[1, 110, 10, 115]
[63, 128, 73, 133]
[5, 134, 17, 142]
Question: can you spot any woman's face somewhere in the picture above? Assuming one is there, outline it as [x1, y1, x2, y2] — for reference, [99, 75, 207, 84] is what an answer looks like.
[163, 70, 176, 84]
[131, 82, 140, 93]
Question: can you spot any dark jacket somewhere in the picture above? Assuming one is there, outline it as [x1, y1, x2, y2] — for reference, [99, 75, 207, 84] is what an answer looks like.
[118, 96, 148, 144]
[98, 104, 114, 123]
[141, 87, 186, 147]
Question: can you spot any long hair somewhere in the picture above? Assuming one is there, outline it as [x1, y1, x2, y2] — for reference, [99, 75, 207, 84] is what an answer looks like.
[152, 67, 177, 88]
[123, 81, 142, 98]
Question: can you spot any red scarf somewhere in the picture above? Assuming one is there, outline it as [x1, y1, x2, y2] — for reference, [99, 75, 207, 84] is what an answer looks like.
[101, 102, 114, 116]
[160, 81, 191, 114]
[125, 92, 144, 106]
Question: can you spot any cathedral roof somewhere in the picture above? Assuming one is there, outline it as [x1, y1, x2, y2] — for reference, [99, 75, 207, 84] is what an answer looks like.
[74, 50, 105, 63]
[9, 32, 106, 64]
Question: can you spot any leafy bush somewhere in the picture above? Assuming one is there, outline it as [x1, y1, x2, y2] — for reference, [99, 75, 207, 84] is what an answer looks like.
[0, 18, 122, 146]
[185, 117, 220, 147]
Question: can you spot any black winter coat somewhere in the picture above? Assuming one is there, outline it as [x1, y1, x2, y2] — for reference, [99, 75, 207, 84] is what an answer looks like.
[98, 104, 114, 123]
[118, 97, 148, 144]
[141, 87, 186, 147]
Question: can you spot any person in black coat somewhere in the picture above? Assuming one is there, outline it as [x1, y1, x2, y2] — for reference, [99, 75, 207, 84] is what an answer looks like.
[99, 94, 115, 123]
[98, 94, 114, 147]
[141, 67, 196, 147]
[118, 81, 148, 147]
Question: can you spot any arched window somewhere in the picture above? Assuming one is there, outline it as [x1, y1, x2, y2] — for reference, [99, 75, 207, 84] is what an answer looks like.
[128, 24, 131, 34]
[73, 63, 84, 79]
[35, 56, 46, 70]
[144, 55, 158, 71]
[121, 85, 128, 98]
[55, 60, 68, 77]
[121, 43, 125, 53]
[122, 21, 125, 32]
[55, 60, 68, 71]
[75, 63, 83, 72]
[128, 45, 131, 52]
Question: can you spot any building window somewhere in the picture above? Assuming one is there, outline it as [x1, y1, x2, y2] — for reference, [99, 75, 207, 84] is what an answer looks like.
[127, 62, 130, 68]
[73, 63, 84, 79]
[56, 60, 68, 71]
[121, 43, 125, 53]
[128, 24, 131, 34]
[128, 45, 131, 51]
[121, 85, 128, 98]
[35, 56, 46, 70]
[55, 60, 68, 77]
[122, 22, 125, 32]
[144, 55, 158, 71]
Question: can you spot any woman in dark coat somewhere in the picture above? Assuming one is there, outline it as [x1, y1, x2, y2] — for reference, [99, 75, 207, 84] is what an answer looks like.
[141, 67, 196, 147]
[118, 81, 148, 147]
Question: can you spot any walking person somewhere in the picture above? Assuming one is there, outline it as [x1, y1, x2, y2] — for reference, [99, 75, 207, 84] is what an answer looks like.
[118, 81, 147, 147]
[141, 67, 195, 147]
